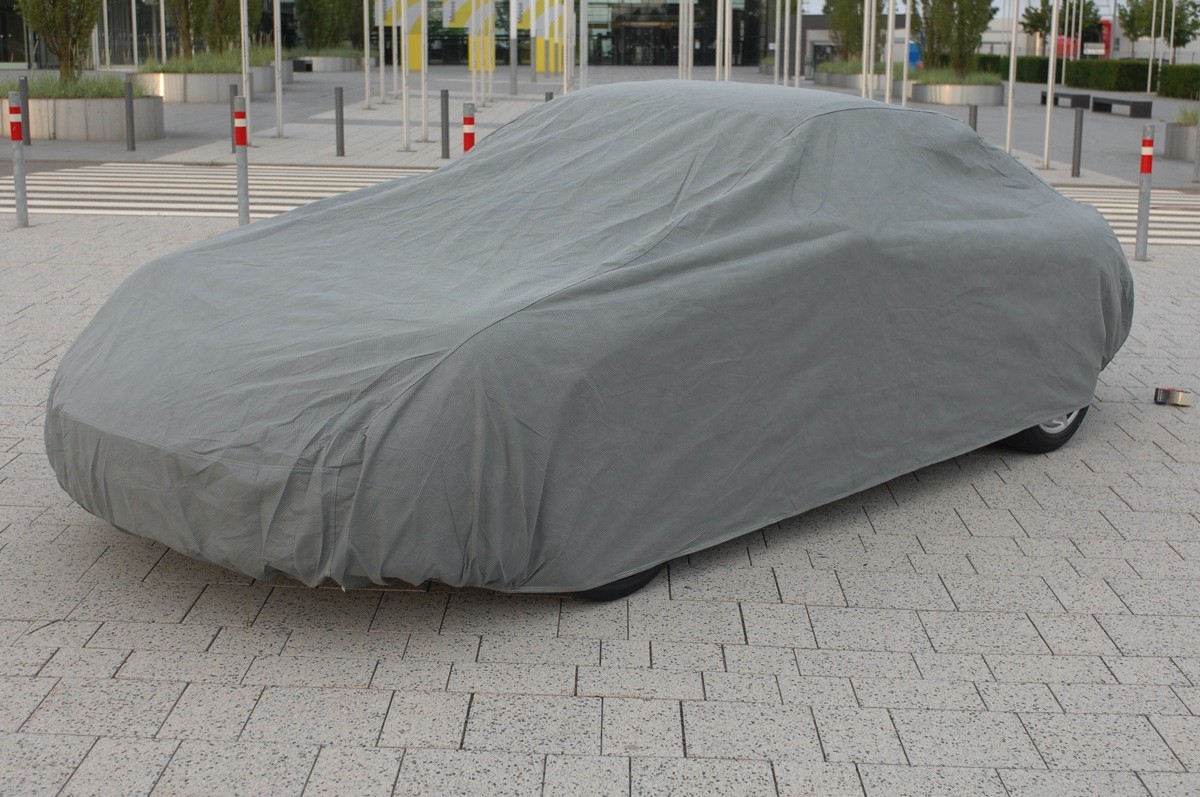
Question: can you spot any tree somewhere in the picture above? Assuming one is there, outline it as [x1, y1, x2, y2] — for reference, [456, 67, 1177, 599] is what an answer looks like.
[822, 0, 884, 62]
[201, 0, 263, 52]
[919, 0, 994, 75]
[1171, 0, 1200, 59]
[16, 0, 101, 79]
[165, 0, 202, 58]
[296, 0, 358, 50]
[1118, 0, 1153, 57]
[1022, 0, 1100, 54]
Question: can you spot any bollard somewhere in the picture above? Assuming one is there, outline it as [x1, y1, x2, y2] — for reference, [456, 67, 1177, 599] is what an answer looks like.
[8, 91, 28, 228]
[967, 104, 978, 131]
[18, 76, 30, 146]
[1070, 107, 1083, 178]
[440, 90, 450, 159]
[229, 84, 238, 154]
[545, 91, 554, 102]
[463, 102, 475, 152]
[1135, 125, 1153, 262]
[335, 86, 345, 157]
[234, 96, 250, 227]
[124, 80, 136, 152]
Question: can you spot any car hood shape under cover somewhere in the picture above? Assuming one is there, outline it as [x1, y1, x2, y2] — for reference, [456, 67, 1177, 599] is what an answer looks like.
[45, 81, 1134, 592]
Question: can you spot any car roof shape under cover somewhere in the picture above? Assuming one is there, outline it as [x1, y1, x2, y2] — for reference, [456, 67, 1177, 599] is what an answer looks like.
[45, 80, 1134, 592]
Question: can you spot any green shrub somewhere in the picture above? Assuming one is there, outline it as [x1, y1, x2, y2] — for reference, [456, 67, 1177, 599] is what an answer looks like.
[286, 46, 362, 58]
[1158, 64, 1200, 99]
[0, 74, 147, 98]
[816, 59, 862, 74]
[140, 44, 277, 72]
[1178, 106, 1199, 125]
[913, 67, 1002, 84]
[1063, 59, 1158, 91]
[1016, 56, 1049, 82]
[976, 53, 1008, 74]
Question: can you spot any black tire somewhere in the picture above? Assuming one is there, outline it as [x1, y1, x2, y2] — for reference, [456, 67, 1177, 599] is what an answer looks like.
[570, 563, 666, 602]
[999, 406, 1089, 454]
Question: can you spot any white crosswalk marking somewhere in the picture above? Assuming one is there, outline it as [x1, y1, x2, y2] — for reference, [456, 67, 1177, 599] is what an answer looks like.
[1057, 185, 1200, 247]
[3, 164, 1199, 247]
[0, 163, 428, 219]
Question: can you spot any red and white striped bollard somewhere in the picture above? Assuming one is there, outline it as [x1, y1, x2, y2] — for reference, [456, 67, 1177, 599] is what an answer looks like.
[234, 96, 250, 226]
[463, 103, 475, 152]
[1135, 125, 1153, 262]
[8, 90, 27, 228]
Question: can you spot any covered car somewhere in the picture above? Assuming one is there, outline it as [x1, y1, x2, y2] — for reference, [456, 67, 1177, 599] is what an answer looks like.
[45, 81, 1134, 595]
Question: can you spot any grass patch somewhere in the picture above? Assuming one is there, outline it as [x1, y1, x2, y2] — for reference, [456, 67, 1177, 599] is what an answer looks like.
[1177, 106, 1198, 126]
[912, 67, 1002, 85]
[140, 45, 278, 73]
[286, 47, 364, 59]
[0, 74, 148, 99]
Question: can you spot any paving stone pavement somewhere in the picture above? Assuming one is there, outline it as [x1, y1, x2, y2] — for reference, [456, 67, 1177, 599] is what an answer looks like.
[1, 215, 1198, 796]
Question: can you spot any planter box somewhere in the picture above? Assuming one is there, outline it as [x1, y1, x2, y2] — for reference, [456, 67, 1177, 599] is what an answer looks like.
[1163, 122, 1198, 162]
[294, 56, 363, 73]
[1, 96, 164, 141]
[910, 83, 1004, 106]
[136, 66, 275, 103]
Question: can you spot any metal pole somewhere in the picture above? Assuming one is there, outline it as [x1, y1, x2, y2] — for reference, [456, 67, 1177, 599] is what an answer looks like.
[229, 83, 237, 153]
[860, 0, 870, 96]
[378, 0, 387, 103]
[1170, 0, 1178, 64]
[1192, 115, 1199, 182]
[392, 1, 399, 97]
[9, 92, 28, 228]
[795, 0, 803, 83]
[884, 0, 895, 101]
[773, 0, 781, 83]
[421, 0, 429, 140]
[968, 104, 978, 130]
[18, 77, 30, 146]
[545, 90, 553, 100]
[717, 0, 726, 80]
[440, 88, 450, 158]
[782, 0, 790, 86]
[1148, 0, 1158, 92]
[124, 79, 136, 151]
[1071, 106, 1083, 176]
[239, 0, 250, 104]
[511, 0, 519, 93]
[1042, 0, 1061, 168]
[234, 96, 250, 226]
[159, 0, 167, 61]
[1135, 125, 1153, 261]
[131, 0, 140, 66]
[400, 0, 410, 150]
[274, 0, 284, 137]
[335, 86, 345, 155]
[363, 0, 372, 109]
[725, 0, 732, 81]
[1061, 0, 1071, 83]
[102, 0, 111, 68]
[1006, 0, 1019, 152]
[900, 0, 910, 105]
[532, 0, 539, 82]
[580, 0, 588, 87]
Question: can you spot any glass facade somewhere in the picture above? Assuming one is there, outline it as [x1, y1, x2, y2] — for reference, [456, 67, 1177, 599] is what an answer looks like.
[0, 0, 28, 67]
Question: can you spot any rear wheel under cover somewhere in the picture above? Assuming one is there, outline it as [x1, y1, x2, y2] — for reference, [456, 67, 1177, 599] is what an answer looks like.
[999, 407, 1089, 454]
[570, 563, 666, 602]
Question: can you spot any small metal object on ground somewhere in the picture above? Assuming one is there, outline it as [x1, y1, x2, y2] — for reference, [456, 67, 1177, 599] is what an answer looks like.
[967, 104, 977, 131]
[1154, 388, 1194, 407]
[17, 76, 30, 145]
[1071, 107, 1083, 178]
[545, 91, 554, 102]
[8, 91, 28, 228]
[440, 90, 450, 159]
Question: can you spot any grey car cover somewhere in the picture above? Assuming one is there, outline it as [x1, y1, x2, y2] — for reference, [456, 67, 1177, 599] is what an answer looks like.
[45, 81, 1134, 592]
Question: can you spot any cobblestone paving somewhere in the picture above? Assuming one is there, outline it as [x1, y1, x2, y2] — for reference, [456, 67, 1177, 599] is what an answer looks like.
[1, 216, 1198, 796]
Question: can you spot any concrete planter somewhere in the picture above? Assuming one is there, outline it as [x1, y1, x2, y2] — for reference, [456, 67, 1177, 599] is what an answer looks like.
[815, 72, 865, 90]
[293, 56, 363, 73]
[910, 83, 1004, 106]
[1, 96, 164, 141]
[136, 66, 275, 103]
[1163, 122, 1198, 162]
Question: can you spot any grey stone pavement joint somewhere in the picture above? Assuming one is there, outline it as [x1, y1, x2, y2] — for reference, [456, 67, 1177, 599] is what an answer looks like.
[1, 65, 1199, 797]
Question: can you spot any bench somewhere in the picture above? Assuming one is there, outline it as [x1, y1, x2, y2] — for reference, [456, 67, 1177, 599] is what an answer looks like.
[1041, 90, 1091, 108]
[1091, 96, 1153, 118]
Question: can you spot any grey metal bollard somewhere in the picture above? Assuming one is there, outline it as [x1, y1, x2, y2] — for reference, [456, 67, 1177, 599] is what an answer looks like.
[229, 84, 238, 154]
[234, 96, 250, 227]
[18, 76, 30, 146]
[1135, 125, 1153, 262]
[124, 80, 136, 152]
[335, 87, 345, 157]
[1070, 107, 1083, 178]
[545, 91, 554, 102]
[440, 89, 450, 159]
[9, 91, 28, 227]
[967, 104, 977, 131]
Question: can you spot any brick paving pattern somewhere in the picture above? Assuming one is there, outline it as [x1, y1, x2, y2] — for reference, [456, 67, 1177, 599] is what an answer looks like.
[1, 213, 1197, 795]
